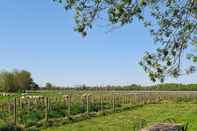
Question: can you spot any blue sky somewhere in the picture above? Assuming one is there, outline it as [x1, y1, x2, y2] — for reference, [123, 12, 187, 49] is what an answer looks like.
[0, 0, 197, 86]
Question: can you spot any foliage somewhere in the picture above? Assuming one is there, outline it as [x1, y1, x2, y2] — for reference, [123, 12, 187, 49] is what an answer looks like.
[0, 70, 39, 92]
[53, 0, 197, 82]
[0, 123, 24, 131]
[63, 83, 197, 91]
[44, 83, 53, 90]
[19, 111, 43, 127]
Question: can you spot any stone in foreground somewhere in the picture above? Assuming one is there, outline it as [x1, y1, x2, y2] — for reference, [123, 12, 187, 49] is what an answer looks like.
[141, 123, 184, 131]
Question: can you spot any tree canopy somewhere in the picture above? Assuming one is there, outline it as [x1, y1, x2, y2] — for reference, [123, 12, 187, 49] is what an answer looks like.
[54, 0, 197, 82]
[0, 70, 39, 92]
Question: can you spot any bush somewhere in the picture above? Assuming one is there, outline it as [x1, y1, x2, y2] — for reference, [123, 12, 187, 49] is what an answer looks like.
[48, 109, 65, 118]
[19, 111, 43, 127]
[0, 123, 24, 131]
[70, 103, 85, 115]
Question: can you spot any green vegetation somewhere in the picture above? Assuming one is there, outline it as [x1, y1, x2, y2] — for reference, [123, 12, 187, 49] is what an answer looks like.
[42, 103, 197, 131]
[0, 0, 196, 130]
[1, 90, 197, 130]
[0, 69, 197, 92]
[75, 83, 197, 91]
[0, 70, 39, 92]
[0, 74, 197, 130]
[0, 122, 23, 131]
[39, 83, 197, 91]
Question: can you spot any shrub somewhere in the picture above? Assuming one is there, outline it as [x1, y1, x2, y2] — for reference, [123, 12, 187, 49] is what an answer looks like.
[19, 111, 43, 127]
[0, 123, 24, 131]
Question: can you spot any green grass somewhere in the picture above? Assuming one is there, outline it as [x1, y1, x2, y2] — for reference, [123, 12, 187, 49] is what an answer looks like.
[2, 90, 197, 130]
[42, 103, 197, 131]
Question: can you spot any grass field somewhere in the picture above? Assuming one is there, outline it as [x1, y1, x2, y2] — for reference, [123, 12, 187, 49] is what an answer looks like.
[42, 102, 197, 131]
[1, 90, 197, 130]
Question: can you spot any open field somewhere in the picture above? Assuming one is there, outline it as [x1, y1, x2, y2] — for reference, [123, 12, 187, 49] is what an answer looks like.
[42, 102, 197, 131]
[1, 90, 197, 130]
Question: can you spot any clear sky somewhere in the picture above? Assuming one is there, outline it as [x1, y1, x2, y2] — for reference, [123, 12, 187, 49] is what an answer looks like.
[0, 0, 197, 86]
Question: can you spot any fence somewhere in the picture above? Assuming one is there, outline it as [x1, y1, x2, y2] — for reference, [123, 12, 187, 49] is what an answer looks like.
[0, 91, 197, 128]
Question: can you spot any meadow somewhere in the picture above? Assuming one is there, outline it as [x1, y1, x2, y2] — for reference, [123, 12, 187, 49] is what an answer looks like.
[43, 103, 197, 131]
[0, 90, 197, 131]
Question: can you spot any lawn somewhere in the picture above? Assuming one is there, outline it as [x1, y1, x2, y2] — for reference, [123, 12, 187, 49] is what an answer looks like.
[42, 102, 197, 131]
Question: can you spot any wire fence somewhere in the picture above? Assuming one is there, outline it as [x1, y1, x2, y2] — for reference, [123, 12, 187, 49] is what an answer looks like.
[0, 91, 197, 128]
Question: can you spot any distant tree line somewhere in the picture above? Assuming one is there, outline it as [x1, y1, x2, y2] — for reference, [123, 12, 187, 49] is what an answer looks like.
[72, 84, 197, 91]
[42, 83, 197, 91]
[1, 69, 197, 92]
[42, 82, 61, 90]
[0, 70, 39, 92]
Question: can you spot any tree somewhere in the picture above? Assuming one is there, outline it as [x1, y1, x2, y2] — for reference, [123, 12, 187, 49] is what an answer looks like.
[45, 82, 53, 89]
[0, 71, 17, 92]
[30, 82, 40, 90]
[14, 70, 33, 91]
[54, 0, 197, 82]
[0, 70, 39, 92]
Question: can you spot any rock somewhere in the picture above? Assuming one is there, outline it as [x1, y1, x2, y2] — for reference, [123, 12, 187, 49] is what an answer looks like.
[141, 123, 184, 131]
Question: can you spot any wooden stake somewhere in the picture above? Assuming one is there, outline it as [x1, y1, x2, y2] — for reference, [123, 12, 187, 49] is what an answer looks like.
[100, 96, 103, 112]
[68, 96, 71, 116]
[86, 95, 89, 113]
[112, 95, 115, 112]
[14, 98, 17, 125]
[45, 97, 49, 127]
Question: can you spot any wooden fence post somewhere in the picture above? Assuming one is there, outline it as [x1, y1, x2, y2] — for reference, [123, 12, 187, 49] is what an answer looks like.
[129, 95, 132, 105]
[134, 93, 137, 105]
[8, 102, 11, 114]
[100, 96, 103, 112]
[68, 95, 71, 116]
[124, 95, 126, 104]
[112, 95, 115, 112]
[45, 97, 49, 127]
[126, 95, 128, 104]
[14, 98, 17, 125]
[86, 95, 89, 114]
